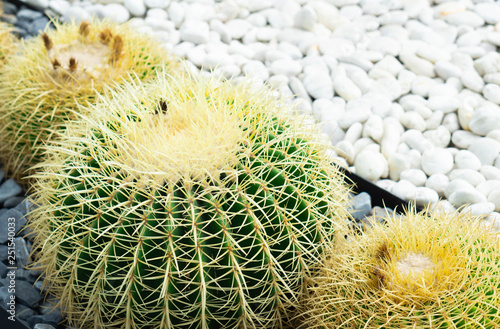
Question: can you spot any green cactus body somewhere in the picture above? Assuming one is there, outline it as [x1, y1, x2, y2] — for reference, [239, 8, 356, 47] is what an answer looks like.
[0, 19, 178, 184]
[28, 72, 351, 329]
[300, 207, 500, 328]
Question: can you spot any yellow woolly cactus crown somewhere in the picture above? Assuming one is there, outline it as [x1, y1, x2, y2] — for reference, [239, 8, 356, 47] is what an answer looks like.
[0, 19, 178, 184]
[300, 207, 500, 328]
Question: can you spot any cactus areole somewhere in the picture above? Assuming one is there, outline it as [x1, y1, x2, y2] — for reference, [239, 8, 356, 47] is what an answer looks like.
[28, 72, 350, 329]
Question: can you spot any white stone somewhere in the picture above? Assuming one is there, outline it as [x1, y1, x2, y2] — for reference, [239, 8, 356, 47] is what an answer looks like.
[461, 67, 485, 93]
[210, 19, 231, 44]
[354, 150, 388, 181]
[486, 32, 500, 47]
[487, 130, 500, 143]
[168, 2, 184, 27]
[242, 60, 269, 80]
[473, 52, 500, 76]
[483, 84, 500, 105]
[425, 111, 444, 130]
[414, 187, 439, 207]
[452, 130, 481, 149]
[335, 140, 355, 165]
[368, 36, 401, 57]
[402, 129, 433, 153]
[344, 122, 363, 144]
[411, 76, 436, 98]
[488, 190, 500, 212]
[180, 20, 210, 44]
[269, 59, 302, 76]
[468, 105, 500, 136]
[444, 179, 475, 199]
[434, 61, 463, 80]
[244, 0, 272, 12]
[62, 6, 91, 22]
[49, 0, 70, 15]
[125, 0, 146, 17]
[145, 17, 174, 31]
[442, 113, 460, 133]
[399, 52, 435, 77]
[369, 77, 402, 101]
[484, 73, 500, 85]
[360, 92, 391, 118]
[423, 126, 451, 148]
[469, 137, 500, 166]
[226, 19, 252, 40]
[345, 64, 373, 93]
[449, 169, 486, 187]
[462, 202, 496, 217]
[445, 11, 485, 28]
[425, 173, 449, 197]
[421, 147, 454, 176]
[25, 0, 48, 8]
[455, 150, 482, 171]
[449, 189, 488, 207]
[375, 56, 405, 77]
[426, 95, 460, 113]
[290, 77, 312, 102]
[399, 169, 427, 187]
[480, 165, 500, 180]
[319, 118, 345, 145]
[294, 5, 316, 31]
[333, 75, 362, 101]
[381, 118, 403, 158]
[477, 180, 500, 198]
[400, 112, 426, 132]
[303, 71, 334, 100]
[186, 45, 206, 67]
[408, 149, 422, 169]
[338, 99, 371, 129]
[474, 3, 500, 25]
[388, 153, 410, 181]
[362, 115, 384, 143]
[214, 64, 241, 79]
[147, 8, 168, 20]
[309, 1, 340, 30]
[392, 180, 417, 201]
[100, 4, 130, 23]
[145, 0, 169, 9]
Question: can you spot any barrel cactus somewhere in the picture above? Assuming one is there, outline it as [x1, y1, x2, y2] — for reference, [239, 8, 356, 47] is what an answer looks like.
[0, 19, 178, 184]
[27, 71, 351, 329]
[300, 207, 500, 328]
[0, 10, 17, 67]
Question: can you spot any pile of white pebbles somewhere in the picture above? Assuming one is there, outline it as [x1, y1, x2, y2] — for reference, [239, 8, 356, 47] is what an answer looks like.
[18, 0, 500, 226]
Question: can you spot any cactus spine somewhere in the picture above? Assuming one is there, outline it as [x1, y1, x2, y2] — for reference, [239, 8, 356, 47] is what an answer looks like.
[300, 207, 500, 328]
[0, 19, 178, 184]
[27, 71, 351, 329]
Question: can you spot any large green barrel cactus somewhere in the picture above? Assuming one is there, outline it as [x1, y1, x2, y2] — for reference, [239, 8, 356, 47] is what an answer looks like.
[27, 71, 351, 329]
[0, 19, 178, 184]
[300, 207, 500, 328]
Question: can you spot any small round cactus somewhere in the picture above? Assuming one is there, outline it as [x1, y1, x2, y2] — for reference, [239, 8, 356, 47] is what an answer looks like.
[27, 71, 351, 329]
[0, 19, 178, 184]
[300, 207, 500, 328]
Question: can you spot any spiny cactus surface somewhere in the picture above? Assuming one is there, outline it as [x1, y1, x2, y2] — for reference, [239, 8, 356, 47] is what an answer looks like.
[301, 207, 500, 328]
[27, 71, 351, 329]
[0, 19, 178, 184]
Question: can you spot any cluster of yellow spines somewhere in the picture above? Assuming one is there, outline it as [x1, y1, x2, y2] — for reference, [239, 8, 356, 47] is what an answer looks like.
[0, 4, 18, 67]
[299, 207, 500, 328]
[0, 18, 178, 185]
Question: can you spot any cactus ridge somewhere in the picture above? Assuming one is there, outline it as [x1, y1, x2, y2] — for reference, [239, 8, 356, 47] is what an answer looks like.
[28, 71, 351, 329]
[0, 19, 178, 184]
[300, 207, 500, 328]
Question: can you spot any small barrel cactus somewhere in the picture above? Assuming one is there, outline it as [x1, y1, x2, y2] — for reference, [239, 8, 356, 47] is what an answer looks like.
[0, 19, 178, 184]
[300, 207, 500, 328]
[0, 12, 17, 67]
[27, 71, 351, 329]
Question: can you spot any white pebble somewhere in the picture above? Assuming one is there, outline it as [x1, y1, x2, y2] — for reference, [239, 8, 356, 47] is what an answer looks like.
[452, 130, 481, 149]
[400, 169, 427, 187]
[269, 59, 302, 76]
[462, 202, 496, 217]
[62, 6, 90, 22]
[480, 165, 500, 180]
[414, 187, 439, 207]
[461, 67, 485, 93]
[303, 71, 334, 100]
[477, 180, 500, 198]
[362, 115, 384, 143]
[488, 190, 500, 212]
[425, 173, 449, 197]
[468, 137, 500, 166]
[425, 111, 444, 130]
[434, 61, 463, 80]
[421, 147, 454, 175]
[354, 149, 388, 181]
[243, 60, 269, 81]
[294, 5, 316, 31]
[333, 75, 362, 101]
[469, 105, 500, 136]
[381, 117, 403, 158]
[180, 20, 210, 44]
[449, 169, 486, 187]
[455, 150, 482, 171]
[427, 95, 461, 113]
[423, 126, 451, 148]
[125, 0, 146, 17]
[335, 140, 355, 164]
[445, 11, 485, 28]
[145, 0, 170, 9]
[474, 3, 500, 25]
[388, 153, 410, 181]
[226, 19, 252, 40]
[167, 2, 184, 27]
[483, 84, 500, 105]
[399, 52, 435, 77]
[392, 180, 417, 201]
[369, 77, 402, 101]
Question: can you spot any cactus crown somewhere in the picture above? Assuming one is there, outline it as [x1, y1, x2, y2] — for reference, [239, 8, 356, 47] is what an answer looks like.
[28, 70, 350, 329]
[0, 18, 178, 182]
[301, 207, 500, 328]
[41, 21, 126, 92]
